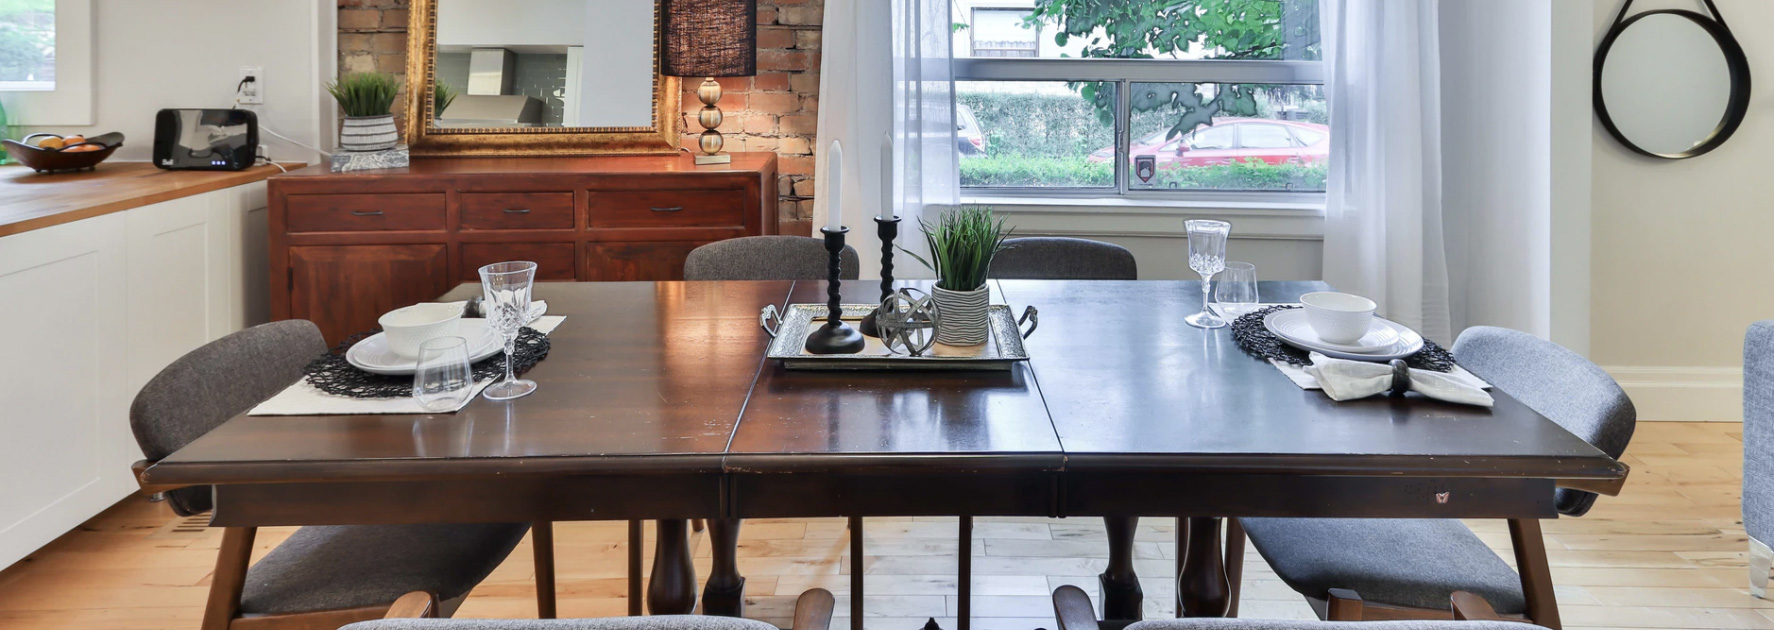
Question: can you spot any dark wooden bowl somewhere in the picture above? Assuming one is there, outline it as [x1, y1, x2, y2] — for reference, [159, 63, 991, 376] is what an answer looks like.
[3, 132, 125, 173]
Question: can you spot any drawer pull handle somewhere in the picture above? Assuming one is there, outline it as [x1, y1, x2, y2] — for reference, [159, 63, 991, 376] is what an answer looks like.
[652, 206, 684, 212]
[350, 210, 384, 216]
[504, 208, 532, 214]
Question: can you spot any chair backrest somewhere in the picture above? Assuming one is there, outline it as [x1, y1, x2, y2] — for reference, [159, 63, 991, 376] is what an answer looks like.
[130, 319, 326, 515]
[989, 237, 1137, 280]
[684, 236, 860, 281]
[1451, 326, 1636, 516]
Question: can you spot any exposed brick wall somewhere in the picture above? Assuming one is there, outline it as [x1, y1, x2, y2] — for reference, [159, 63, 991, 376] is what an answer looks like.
[335, 0, 823, 233]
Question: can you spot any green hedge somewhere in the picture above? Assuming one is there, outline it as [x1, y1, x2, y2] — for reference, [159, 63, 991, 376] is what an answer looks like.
[960, 156, 1328, 191]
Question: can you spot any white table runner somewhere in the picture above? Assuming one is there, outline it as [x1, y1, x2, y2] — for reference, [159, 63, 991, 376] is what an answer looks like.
[249, 316, 565, 416]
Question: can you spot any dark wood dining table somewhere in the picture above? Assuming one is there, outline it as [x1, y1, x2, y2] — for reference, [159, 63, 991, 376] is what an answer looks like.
[139, 279, 1627, 630]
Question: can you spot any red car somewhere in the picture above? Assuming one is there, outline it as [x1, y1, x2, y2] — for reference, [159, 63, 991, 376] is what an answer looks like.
[1088, 118, 1330, 168]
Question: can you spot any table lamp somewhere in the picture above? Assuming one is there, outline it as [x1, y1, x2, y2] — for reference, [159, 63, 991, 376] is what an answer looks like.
[662, 0, 757, 165]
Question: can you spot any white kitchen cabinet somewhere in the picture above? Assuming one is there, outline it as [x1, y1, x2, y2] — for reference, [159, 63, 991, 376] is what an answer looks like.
[0, 181, 268, 569]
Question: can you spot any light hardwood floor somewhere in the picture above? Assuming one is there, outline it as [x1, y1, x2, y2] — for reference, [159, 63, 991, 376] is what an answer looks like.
[0, 422, 1758, 630]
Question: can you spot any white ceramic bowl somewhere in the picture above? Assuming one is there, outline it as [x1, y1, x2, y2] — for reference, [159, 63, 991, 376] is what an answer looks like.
[1299, 292, 1377, 345]
[377, 301, 466, 359]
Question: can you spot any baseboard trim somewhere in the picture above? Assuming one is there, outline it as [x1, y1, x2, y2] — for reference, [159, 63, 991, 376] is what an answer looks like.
[1604, 366, 1742, 422]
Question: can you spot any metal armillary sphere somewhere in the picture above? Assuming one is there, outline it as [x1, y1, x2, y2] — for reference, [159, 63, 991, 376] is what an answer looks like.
[877, 288, 940, 357]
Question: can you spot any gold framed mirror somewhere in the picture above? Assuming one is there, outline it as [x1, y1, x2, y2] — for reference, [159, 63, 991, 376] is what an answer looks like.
[403, 0, 681, 157]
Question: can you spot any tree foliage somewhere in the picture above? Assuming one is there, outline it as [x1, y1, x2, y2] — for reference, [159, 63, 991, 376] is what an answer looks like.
[1024, 0, 1321, 141]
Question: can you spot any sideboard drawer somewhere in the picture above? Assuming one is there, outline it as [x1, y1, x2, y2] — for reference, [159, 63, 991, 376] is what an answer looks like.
[459, 242, 577, 282]
[461, 192, 575, 230]
[287, 193, 447, 232]
[588, 189, 745, 228]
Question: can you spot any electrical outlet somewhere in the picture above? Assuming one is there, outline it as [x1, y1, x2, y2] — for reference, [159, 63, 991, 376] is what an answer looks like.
[237, 66, 264, 105]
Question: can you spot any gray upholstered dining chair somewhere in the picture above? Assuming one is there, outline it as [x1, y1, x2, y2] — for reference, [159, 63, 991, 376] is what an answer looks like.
[1231, 326, 1635, 627]
[1052, 585, 1520, 630]
[685, 235, 860, 281]
[342, 588, 836, 630]
[1745, 321, 1774, 596]
[128, 320, 553, 630]
[990, 236, 1138, 280]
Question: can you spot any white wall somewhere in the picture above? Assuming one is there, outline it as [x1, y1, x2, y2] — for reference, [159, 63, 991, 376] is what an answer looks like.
[439, 0, 586, 48]
[1589, 0, 1770, 421]
[16, 0, 333, 163]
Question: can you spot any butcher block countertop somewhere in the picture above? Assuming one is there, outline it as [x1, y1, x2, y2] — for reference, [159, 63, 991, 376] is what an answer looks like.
[0, 162, 298, 238]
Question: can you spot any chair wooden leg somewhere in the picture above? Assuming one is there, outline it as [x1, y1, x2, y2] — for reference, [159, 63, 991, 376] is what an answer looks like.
[628, 520, 644, 616]
[532, 521, 557, 619]
[959, 516, 973, 630]
[201, 527, 257, 630]
[1224, 518, 1245, 618]
[1509, 518, 1561, 630]
[385, 592, 439, 618]
[1326, 588, 1364, 621]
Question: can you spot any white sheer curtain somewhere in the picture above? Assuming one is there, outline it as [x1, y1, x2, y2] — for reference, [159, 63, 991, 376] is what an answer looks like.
[1319, 0, 1452, 343]
[812, 0, 958, 279]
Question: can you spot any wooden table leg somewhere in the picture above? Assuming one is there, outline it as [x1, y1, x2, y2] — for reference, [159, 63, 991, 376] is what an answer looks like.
[201, 527, 256, 630]
[628, 520, 643, 616]
[647, 519, 697, 614]
[703, 518, 747, 617]
[1178, 517, 1230, 618]
[533, 521, 557, 618]
[850, 517, 864, 630]
[1099, 517, 1144, 622]
[959, 516, 973, 630]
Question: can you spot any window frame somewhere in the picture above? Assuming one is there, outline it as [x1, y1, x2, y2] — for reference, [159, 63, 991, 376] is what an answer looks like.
[953, 57, 1326, 205]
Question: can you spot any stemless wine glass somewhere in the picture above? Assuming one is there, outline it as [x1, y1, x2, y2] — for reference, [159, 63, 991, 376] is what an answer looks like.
[479, 261, 539, 401]
[413, 336, 474, 412]
[1215, 261, 1260, 319]
[1184, 219, 1231, 328]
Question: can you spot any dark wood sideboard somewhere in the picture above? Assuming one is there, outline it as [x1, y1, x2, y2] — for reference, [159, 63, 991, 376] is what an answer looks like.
[268, 153, 778, 344]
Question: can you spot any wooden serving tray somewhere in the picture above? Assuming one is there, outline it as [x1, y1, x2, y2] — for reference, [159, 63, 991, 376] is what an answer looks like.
[761, 303, 1036, 371]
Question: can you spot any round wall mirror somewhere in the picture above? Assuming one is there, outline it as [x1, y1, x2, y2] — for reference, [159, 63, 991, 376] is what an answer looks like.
[1594, 1, 1750, 159]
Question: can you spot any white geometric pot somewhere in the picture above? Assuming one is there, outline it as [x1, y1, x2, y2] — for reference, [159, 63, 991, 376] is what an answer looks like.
[340, 114, 399, 152]
[933, 285, 990, 346]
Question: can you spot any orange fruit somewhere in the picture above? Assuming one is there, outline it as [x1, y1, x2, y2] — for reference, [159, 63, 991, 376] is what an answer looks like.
[64, 144, 102, 153]
[62, 135, 84, 145]
[36, 137, 64, 150]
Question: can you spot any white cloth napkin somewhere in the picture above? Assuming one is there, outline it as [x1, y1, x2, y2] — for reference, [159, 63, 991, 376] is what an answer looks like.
[1292, 351, 1493, 407]
[249, 315, 566, 416]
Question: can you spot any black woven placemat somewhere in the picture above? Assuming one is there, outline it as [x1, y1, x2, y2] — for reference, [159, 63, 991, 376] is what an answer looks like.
[303, 327, 552, 398]
[1230, 305, 1455, 372]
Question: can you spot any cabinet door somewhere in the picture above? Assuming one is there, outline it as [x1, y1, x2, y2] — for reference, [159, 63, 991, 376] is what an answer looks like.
[124, 191, 234, 393]
[582, 241, 708, 281]
[0, 215, 132, 570]
[288, 244, 452, 346]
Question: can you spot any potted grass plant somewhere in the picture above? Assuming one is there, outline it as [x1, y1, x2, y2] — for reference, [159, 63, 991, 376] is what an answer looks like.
[434, 81, 459, 118]
[905, 205, 1012, 346]
[327, 72, 401, 152]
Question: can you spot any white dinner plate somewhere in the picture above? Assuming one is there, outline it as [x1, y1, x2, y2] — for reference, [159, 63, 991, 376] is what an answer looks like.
[347, 319, 502, 375]
[1265, 309, 1401, 353]
[1263, 309, 1424, 361]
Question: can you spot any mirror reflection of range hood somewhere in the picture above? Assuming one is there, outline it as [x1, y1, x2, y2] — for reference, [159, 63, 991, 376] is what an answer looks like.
[437, 47, 545, 127]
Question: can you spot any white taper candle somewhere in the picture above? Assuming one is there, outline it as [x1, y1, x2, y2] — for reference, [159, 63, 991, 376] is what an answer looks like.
[882, 133, 895, 219]
[826, 140, 844, 232]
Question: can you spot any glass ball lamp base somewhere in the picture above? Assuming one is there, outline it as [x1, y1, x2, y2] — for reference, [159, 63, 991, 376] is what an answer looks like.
[482, 378, 538, 401]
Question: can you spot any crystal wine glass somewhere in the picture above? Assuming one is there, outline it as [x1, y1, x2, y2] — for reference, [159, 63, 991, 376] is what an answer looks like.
[413, 336, 474, 412]
[1184, 219, 1230, 329]
[479, 261, 538, 400]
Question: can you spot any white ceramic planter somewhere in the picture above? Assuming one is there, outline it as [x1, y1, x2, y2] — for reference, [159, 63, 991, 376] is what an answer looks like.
[340, 114, 399, 152]
[933, 285, 990, 346]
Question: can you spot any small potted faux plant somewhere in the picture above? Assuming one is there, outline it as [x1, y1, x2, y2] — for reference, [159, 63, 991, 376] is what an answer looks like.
[326, 72, 401, 152]
[905, 205, 1011, 346]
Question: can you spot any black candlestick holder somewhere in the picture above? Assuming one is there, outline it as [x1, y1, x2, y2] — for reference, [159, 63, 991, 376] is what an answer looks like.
[857, 216, 900, 338]
[803, 226, 867, 355]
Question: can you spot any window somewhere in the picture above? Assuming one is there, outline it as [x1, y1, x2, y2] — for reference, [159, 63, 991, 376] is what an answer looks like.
[953, 0, 1326, 198]
[0, 0, 55, 91]
[970, 8, 1039, 58]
